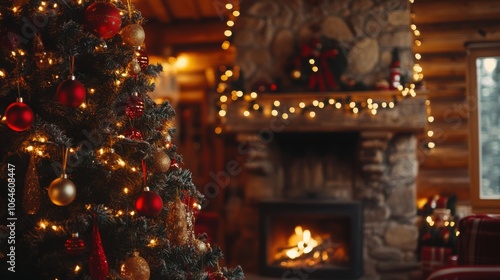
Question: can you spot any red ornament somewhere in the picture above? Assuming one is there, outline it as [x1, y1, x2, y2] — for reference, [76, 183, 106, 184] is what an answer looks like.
[124, 127, 143, 140]
[125, 92, 145, 119]
[135, 187, 163, 218]
[56, 76, 86, 107]
[4, 98, 34, 132]
[65, 232, 85, 255]
[84, 2, 122, 39]
[136, 48, 149, 71]
[170, 158, 180, 171]
[89, 220, 108, 280]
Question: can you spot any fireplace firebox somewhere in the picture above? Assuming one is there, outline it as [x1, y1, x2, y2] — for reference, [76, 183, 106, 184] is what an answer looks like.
[259, 200, 363, 279]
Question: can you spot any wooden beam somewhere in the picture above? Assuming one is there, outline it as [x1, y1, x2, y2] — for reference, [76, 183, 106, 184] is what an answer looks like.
[417, 168, 470, 201]
[420, 143, 469, 169]
[413, 0, 500, 24]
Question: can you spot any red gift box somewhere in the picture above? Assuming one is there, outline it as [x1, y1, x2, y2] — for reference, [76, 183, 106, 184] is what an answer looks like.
[421, 246, 453, 279]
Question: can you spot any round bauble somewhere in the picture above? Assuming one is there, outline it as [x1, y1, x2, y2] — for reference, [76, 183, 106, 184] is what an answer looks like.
[125, 93, 145, 119]
[56, 77, 86, 107]
[152, 149, 171, 173]
[4, 98, 34, 132]
[120, 251, 150, 280]
[84, 2, 122, 39]
[121, 24, 145, 47]
[124, 127, 143, 140]
[48, 175, 76, 206]
[65, 232, 85, 255]
[135, 188, 163, 218]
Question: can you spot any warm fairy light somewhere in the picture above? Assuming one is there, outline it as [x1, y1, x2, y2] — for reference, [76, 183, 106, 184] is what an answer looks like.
[220, 75, 228, 81]
[219, 110, 227, 117]
[79, 103, 87, 109]
[414, 30, 420, 36]
[220, 95, 228, 102]
[318, 102, 325, 109]
[335, 102, 342, 109]
[51, 225, 58, 231]
[289, 107, 295, 113]
[98, 148, 105, 155]
[148, 239, 158, 247]
[450, 221, 455, 227]
[299, 102, 305, 108]
[26, 146, 34, 152]
[427, 130, 434, 137]
[382, 102, 387, 108]
[236, 91, 244, 97]
[292, 70, 301, 79]
[116, 210, 123, 216]
[243, 110, 250, 117]
[225, 70, 233, 77]
[415, 53, 422, 60]
[117, 135, 125, 139]
[0, 70, 5, 77]
[233, 10, 240, 17]
[252, 104, 260, 110]
[428, 116, 434, 123]
[411, 24, 417, 30]
[250, 92, 258, 99]
[130, 167, 137, 172]
[311, 66, 319, 72]
[426, 99, 431, 106]
[214, 126, 222, 134]
[74, 265, 81, 273]
[12, 7, 18, 13]
[367, 98, 373, 104]
[353, 107, 359, 114]
[282, 113, 289, 119]
[389, 102, 395, 108]
[129, 211, 136, 216]
[11, 51, 16, 57]
[371, 109, 377, 115]
[85, 204, 92, 210]
[349, 102, 356, 108]
[123, 188, 129, 194]
[328, 98, 335, 105]
[397, 84, 404, 91]
[115, 80, 121, 86]
[227, 20, 234, 27]
[220, 104, 228, 110]
[224, 30, 232, 37]
[225, 3, 233, 9]
[274, 100, 280, 107]
[312, 100, 319, 106]
[415, 39, 421, 46]
[309, 111, 316, 118]
[221, 41, 230, 50]
[271, 109, 278, 116]
[39, 6, 44, 11]
[428, 142, 436, 149]
[53, 3, 58, 8]
[39, 220, 48, 229]
[309, 59, 315, 65]
[37, 150, 43, 156]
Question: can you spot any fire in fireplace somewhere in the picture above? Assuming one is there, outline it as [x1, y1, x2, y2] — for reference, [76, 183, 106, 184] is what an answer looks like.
[259, 200, 363, 279]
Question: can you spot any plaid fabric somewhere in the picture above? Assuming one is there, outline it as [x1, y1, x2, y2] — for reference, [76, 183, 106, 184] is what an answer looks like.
[458, 214, 500, 265]
[421, 246, 453, 279]
[427, 266, 500, 280]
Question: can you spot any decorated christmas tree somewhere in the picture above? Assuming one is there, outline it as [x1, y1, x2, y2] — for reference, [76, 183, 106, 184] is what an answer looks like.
[0, 1, 243, 279]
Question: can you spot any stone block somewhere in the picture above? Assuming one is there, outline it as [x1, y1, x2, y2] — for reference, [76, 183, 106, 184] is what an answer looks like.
[384, 223, 418, 250]
[365, 234, 383, 250]
[322, 16, 354, 43]
[235, 17, 265, 31]
[351, 0, 374, 12]
[387, 183, 416, 218]
[364, 204, 391, 223]
[348, 38, 379, 75]
[379, 31, 412, 48]
[272, 30, 294, 58]
[233, 30, 255, 48]
[370, 247, 404, 261]
[363, 257, 379, 278]
[248, 1, 280, 17]
[388, 10, 410, 27]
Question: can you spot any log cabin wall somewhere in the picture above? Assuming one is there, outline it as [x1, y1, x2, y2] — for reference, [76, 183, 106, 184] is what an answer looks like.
[413, 0, 500, 203]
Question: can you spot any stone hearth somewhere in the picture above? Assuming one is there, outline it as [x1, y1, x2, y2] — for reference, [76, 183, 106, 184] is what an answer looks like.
[222, 92, 426, 280]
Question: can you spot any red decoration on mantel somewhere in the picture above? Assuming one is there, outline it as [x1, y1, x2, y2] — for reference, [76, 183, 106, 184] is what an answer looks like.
[301, 38, 339, 91]
[89, 219, 108, 280]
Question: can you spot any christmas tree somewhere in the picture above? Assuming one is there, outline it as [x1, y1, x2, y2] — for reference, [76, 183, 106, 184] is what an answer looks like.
[0, 1, 243, 279]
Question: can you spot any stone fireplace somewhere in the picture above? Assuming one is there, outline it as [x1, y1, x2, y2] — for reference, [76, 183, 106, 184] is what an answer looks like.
[222, 92, 426, 279]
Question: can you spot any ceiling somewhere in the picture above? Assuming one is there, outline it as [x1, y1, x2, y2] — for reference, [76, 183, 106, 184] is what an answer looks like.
[131, 0, 233, 96]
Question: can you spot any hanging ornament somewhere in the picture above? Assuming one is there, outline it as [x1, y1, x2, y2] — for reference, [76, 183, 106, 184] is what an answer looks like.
[56, 75, 86, 108]
[119, 251, 151, 280]
[193, 238, 209, 254]
[151, 148, 171, 173]
[124, 127, 143, 140]
[166, 195, 188, 246]
[23, 155, 41, 214]
[48, 173, 76, 206]
[136, 47, 149, 71]
[89, 217, 109, 280]
[4, 97, 34, 132]
[65, 232, 85, 255]
[135, 187, 163, 218]
[84, 2, 122, 39]
[121, 24, 145, 47]
[127, 57, 141, 76]
[48, 148, 76, 206]
[99, 148, 125, 170]
[125, 92, 145, 119]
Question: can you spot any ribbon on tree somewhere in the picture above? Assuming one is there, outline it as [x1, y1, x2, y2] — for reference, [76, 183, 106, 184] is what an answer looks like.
[300, 38, 339, 91]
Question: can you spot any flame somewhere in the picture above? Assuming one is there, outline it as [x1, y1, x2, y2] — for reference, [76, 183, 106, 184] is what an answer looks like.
[283, 226, 321, 260]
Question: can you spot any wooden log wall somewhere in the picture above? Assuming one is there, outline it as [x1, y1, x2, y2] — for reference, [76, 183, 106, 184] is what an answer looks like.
[413, 0, 500, 202]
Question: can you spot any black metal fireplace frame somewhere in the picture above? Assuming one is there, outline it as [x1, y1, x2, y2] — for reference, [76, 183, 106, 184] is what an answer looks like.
[259, 199, 363, 279]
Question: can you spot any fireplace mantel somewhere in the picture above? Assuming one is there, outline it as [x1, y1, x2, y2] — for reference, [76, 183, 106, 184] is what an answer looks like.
[221, 91, 428, 134]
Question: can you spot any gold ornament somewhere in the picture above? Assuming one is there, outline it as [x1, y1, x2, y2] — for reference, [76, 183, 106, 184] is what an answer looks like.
[120, 251, 150, 280]
[48, 174, 76, 206]
[23, 155, 41, 214]
[121, 24, 145, 47]
[127, 57, 141, 75]
[152, 148, 171, 173]
[166, 196, 188, 246]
